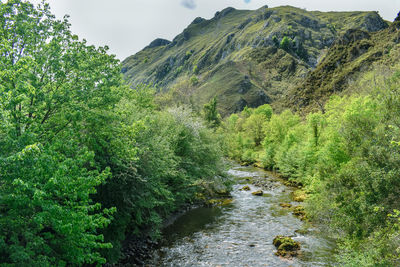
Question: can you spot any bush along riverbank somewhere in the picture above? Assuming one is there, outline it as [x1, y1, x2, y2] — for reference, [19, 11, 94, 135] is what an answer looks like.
[218, 67, 400, 265]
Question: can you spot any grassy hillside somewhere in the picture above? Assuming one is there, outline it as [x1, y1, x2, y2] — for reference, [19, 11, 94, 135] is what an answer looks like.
[284, 18, 400, 113]
[122, 5, 387, 116]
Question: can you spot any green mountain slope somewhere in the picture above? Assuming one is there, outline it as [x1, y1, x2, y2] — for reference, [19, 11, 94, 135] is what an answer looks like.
[283, 17, 400, 113]
[122, 5, 387, 116]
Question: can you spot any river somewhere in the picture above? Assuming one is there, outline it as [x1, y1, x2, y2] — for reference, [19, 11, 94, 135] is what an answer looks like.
[147, 165, 336, 266]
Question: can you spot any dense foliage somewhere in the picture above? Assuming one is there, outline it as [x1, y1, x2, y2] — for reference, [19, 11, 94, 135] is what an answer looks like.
[220, 68, 400, 266]
[95, 87, 226, 262]
[0, 1, 226, 265]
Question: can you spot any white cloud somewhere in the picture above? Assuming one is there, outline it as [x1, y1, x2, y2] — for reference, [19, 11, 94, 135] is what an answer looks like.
[181, 0, 197, 9]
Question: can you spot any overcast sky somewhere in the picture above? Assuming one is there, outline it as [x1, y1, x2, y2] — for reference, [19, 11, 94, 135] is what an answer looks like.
[30, 0, 399, 60]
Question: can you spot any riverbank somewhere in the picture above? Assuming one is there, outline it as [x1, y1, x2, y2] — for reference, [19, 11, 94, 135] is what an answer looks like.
[113, 173, 233, 266]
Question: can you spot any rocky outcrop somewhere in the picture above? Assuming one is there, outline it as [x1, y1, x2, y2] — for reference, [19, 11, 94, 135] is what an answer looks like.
[192, 17, 206, 24]
[395, 11, 400, 22]
[146, 38, 171, 49]
[215, 7, 236, 19]
[336, 29, 371, 46]
[361, 12, 388, 32]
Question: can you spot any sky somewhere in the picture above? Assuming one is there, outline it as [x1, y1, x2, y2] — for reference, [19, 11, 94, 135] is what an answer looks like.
[29, 0, 399, 60]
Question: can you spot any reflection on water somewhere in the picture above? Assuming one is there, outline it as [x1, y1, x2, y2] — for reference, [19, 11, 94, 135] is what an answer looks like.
[162, 207, 224, 244]
[148, 165, 336, 266]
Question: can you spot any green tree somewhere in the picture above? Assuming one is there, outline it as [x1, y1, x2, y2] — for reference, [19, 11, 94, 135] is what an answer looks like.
[0, 1, 123, 265]
[243, 114, 265, 146]
[254, 104, 273, 120]
[0, 143, 114, 266]
[203, 97, 221, 128]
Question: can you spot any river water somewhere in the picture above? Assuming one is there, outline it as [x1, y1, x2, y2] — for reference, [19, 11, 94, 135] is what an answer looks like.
[147, 165, 336, 266]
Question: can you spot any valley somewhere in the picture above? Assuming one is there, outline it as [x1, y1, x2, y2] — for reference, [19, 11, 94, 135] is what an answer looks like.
[1, 1, 400, 266]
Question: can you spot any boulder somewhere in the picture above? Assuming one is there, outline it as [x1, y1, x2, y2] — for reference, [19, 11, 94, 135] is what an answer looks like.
[273, 236, 300, 257]
[279, 203, 292, 208]
[292, 189, 307, 202]
[292, 205, 306, 220]
[251, 190, 263, 196]
[241, 185, 251, 191]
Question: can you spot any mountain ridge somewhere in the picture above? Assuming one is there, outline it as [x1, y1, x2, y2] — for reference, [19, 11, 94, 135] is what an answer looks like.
[122, 5, 388, 116]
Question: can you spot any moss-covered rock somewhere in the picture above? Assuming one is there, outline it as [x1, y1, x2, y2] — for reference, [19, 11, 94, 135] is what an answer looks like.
[241, 185, 251, 191]
[292, 205, 306, 220]
[206, 198, 233, 207]
[282, 179, 303, 188]
[292, 189, 307, 202]
[279, 203, 292, 208]
[251, 190, 264, 196]
[273, 236, 300, 257]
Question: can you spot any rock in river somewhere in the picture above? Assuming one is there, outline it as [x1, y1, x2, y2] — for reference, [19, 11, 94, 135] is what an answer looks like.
[279, 203, 292, 208]
[251, 190, 263, 196]
[241, 185, 251, 191]
[273, 236, 300, 257]
[292, 205, 306, 220]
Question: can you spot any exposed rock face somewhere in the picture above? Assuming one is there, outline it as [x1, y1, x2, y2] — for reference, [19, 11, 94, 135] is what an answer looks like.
[238, 76, 252, 94]
[192, 17, 206, 24]
[395, 11, 400, 22]
[297, 16, 320, 30]
[336, 29, 370, 46]
[238, 18, 252, 29]
[233, 98, 248, 114]
[215, 7, 236, 19]
[146, 38, 171, 49]
[361, 12, 388, 32]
